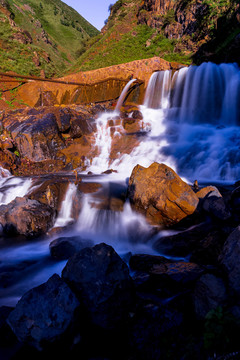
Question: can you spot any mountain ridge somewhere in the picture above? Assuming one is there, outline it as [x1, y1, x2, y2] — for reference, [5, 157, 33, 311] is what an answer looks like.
[71, 0, 240, 73]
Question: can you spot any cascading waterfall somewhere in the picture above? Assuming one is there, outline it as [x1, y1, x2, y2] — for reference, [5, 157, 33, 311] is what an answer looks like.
[163, 62, 240, 181]
[1, 62, 240, 307]
[88, 62, 240, 182]
[144, 70, 172, 109]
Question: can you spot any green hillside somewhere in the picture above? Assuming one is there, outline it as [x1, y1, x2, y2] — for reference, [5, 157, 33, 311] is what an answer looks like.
[0, 0, 99, 77]
[71, 0, 240, 73]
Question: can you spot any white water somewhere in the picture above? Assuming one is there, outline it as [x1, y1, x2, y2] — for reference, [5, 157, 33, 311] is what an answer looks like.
[115, 78, 137, 112]
[87, 62, 240, 183]
[76, 194, 155, 255]
[0, 176, 32, 205]
[144, 70, 172, 109]
[54, 182, 77, 228]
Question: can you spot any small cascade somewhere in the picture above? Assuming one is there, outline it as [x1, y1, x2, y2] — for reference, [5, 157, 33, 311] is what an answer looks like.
[54, 182, 77, 228]
[0, 177, 32, 205]
[144, 70, 172, 109]
[88, 111, 118, 173]
[76, 193, 155, 254]
[115, 78, 137, 112]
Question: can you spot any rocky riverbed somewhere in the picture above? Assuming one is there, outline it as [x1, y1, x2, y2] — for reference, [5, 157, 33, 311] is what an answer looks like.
[0, 159, 240, 360]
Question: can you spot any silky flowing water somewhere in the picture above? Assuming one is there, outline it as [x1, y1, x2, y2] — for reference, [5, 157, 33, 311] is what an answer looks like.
[0, 62, 240, 306]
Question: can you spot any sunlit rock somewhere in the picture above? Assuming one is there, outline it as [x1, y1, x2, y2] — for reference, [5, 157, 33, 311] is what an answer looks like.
[0, 196, 55, 237]
[128, 162, 199, 226]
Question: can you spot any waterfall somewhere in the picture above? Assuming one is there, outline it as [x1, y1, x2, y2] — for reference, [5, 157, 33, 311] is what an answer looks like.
[142, 62, 240, 182]
[76, 193, 155, 255]
[84, 62, 240, 182]
[144, 70, 172, 109]
[54, 182, 77, 228]
[88, 111, 121, 173]
[115, 78, 137, 111]
[0, 177, 32, 205]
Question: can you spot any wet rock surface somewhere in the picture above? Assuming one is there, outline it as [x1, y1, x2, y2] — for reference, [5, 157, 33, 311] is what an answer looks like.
[0, 196, 55, 237]
[128, 162, 199, 226]
[49, 236, 94, 260]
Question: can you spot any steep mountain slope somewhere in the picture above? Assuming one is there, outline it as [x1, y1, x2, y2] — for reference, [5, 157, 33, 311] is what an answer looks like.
[72, 0, 240, 72]
[0, 0, 99, 77]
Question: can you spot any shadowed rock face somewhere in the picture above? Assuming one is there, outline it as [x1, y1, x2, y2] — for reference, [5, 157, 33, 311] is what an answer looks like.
[7, 274, 80, 351]
[128, 162, 199, 226]
[62, 243, 135, 329]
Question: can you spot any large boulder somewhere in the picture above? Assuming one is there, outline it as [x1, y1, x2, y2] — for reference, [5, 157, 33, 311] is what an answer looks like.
[0, 197, 55, 237]
[7, 274, 80, 351]
[219, 226, 240, 296]
[201, 187, 231, 221]
[194, 273, 227, 319]
[10, 113, 65, 162]
[62, 243, 135, 329]
[127, 162, 199, 226]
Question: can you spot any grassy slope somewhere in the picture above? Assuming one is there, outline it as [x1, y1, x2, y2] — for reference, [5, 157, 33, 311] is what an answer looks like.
[71, 0, 240, 73]
[70, 0, 192, 73]
[0, 0, 99, 76]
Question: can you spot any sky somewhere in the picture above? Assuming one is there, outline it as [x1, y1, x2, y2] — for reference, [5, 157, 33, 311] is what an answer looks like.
[62, 0, 117, 31]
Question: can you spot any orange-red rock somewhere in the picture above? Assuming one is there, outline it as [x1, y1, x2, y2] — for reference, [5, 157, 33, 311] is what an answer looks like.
[14, 57, 171, 108]
[128, 162, 199, 226]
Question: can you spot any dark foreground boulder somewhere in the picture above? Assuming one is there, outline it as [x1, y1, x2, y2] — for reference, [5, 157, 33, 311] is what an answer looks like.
[62, 243, 135, 329]
[127, 162, 199, 227]
[0, 197, 55, 237]
[219, 226, 240, 296]
[49, 236, 94, 260]
[7, 274, 80, 351]
[130, 302, 183, 360]
[194, 273, 227, 319]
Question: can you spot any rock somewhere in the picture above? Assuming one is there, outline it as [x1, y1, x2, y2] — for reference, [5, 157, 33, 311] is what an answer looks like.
[57, 108, 71, 132]
[129, 254, 203, 290]
[196, 186, 221, 200]
[69, 115, 95, 139]
[190, 230, 227, 265]
[219, 226, 240, 295]
[127, 163, 199, 227]
[28, 178, 69, 212]
[130, 302, 183, 360]
[62, 243, 135, 329]
[49, 236, 94, 260]
[194, 273, 227, 319]
[11, 113, 65, 162]
[153, 222, 215, 257]
[7, 274, 80, 351]
[202, 187, 231, 221]
[0, 197, 55, 237]
[0, 306, 17, 356]
[129, 254, 169, 272]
